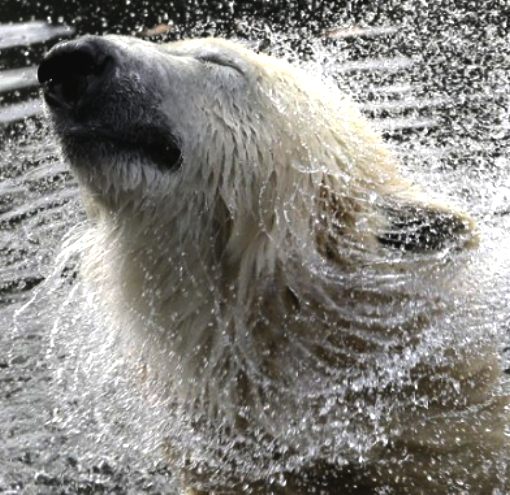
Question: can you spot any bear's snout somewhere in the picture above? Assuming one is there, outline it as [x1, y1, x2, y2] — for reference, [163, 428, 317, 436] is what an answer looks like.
[38, 36, 115, 111]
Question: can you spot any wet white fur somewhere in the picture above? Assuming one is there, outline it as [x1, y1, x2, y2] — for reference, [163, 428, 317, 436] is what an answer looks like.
[63, 37, 508, 493]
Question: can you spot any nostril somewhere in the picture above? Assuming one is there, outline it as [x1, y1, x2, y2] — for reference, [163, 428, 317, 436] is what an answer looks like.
[38, 39, 113, 109]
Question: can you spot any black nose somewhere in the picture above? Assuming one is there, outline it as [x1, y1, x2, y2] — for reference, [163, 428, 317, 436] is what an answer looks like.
[38, 37, 114, 110]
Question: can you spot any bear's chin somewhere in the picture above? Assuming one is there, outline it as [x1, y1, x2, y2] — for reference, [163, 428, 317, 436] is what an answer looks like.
[56, 122, 183, 175]
[67, 137, 180, 171]
[59, 131, 182, 205]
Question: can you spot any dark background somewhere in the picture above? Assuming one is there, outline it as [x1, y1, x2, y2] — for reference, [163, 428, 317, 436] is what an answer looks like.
[2, 0, 387, 34]
[2, 0, 508, 38]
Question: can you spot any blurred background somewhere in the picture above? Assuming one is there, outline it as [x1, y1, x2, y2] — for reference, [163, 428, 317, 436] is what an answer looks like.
[1, 1, 509, 494]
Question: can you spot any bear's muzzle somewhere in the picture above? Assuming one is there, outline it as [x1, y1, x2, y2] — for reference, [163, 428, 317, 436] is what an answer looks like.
[38, 36, 115, 112]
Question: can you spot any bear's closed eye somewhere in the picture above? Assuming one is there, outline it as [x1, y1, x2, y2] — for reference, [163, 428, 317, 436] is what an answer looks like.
[196, 53, 243, 74]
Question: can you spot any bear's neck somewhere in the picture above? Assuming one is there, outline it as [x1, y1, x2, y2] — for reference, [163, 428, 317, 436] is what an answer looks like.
[83, 211, 301, 407]
[84, 207, 281, 336]
[81, 205, 499, 452]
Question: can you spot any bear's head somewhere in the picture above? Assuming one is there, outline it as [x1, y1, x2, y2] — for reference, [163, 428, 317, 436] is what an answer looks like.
[38, 37, 494, 488]
[38, 35, 477, 270]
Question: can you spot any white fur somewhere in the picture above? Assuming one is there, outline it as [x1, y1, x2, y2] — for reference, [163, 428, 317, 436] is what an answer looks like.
[61, 37, 508, 493]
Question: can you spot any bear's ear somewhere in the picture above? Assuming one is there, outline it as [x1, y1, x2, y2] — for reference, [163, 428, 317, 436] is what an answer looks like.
[377, 199, 478, 253]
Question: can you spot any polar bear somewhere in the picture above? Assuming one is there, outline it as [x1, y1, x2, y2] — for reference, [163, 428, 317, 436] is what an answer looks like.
[38, 36, 508, 493]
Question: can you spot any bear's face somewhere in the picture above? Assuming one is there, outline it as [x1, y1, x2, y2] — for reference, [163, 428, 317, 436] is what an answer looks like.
[38, 36, 277, 204]
[39, 35, 476, 258]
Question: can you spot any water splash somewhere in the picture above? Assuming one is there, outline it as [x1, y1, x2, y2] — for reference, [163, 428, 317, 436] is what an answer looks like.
[1, 3, 510, 493]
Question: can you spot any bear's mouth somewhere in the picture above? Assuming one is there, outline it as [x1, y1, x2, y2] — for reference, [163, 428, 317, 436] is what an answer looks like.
[61, 124, 182, 172]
